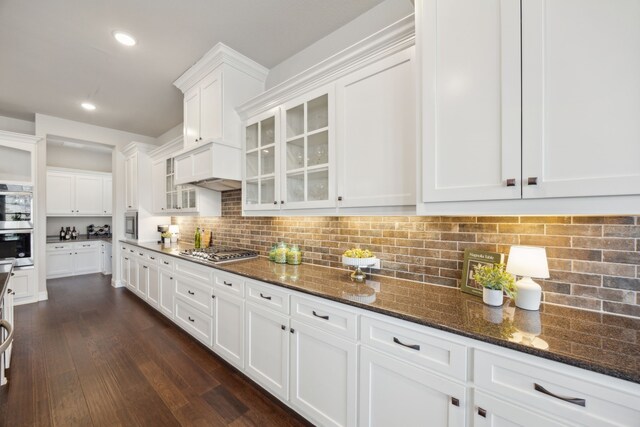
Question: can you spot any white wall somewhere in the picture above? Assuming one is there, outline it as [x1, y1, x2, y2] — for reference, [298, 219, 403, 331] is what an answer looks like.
[0, 115, 35, 134]
[47, 144, 112, 172]
[265, 0, 414, 89]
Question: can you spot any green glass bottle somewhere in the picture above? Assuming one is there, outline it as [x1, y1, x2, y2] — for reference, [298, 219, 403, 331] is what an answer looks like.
[194, 227, 201, 249]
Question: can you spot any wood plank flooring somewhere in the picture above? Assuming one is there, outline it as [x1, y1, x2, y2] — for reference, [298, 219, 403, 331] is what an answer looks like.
[0, 274, 311, 427]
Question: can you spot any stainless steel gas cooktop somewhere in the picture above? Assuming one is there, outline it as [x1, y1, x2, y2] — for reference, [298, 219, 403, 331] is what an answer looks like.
[179, 247, 258, 264]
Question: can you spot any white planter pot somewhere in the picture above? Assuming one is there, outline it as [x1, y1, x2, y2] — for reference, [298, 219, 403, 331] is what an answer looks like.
[483, 288, 504, 307]
[163, 238, 171, 246]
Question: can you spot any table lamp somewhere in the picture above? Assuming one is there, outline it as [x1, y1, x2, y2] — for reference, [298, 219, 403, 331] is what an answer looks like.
[169, 225, 180, 242]
[506, 246, 549, 311]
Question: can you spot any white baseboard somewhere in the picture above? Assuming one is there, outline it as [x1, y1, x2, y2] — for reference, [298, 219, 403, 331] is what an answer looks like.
[112, 279, 125, 288]
[38, 291, 48, 301]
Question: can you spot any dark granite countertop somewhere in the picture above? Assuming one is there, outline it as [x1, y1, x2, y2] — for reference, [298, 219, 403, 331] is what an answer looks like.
[0, 260, 14, 302]
[122, 240, 640, 384]
[46, 235, 112, 244]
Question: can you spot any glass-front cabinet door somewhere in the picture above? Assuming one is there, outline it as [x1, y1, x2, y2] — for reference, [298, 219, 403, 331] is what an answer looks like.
[244, 109, 279, 210]
[281, 86, 335, 209]
[166, 157, 198, 212]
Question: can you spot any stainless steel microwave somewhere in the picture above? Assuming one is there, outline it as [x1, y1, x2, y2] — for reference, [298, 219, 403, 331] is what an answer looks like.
[0, 184, 33, 230]
[124, 211, 138, 240]
[0, 229, 33, 267]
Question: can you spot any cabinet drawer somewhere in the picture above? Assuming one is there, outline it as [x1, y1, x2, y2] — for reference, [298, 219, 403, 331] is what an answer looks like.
[174, 296, 213, 347]
[175, 259, 212, 283]
[74, 241, 101, 250]
[47, 243, 73, 252]
[157, 255, 174, 270]
[245, 280, 289, 314]
[214, 271, 245, 297]
[360, 316, 467, 382]
[175, 275, 213, 315]
[146, 252, 160, 264]
[474, 349, 640, 426]
[291, 295, 358, 341]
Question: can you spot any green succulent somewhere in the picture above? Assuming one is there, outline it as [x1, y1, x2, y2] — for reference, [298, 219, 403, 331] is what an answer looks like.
[472, 263, 517, 298]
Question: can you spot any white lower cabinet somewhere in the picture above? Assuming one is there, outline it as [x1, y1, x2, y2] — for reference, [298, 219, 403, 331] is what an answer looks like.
[245, 302, 290, 400]
[101, 242, 112, 275]
[289, 319, 357, 427]
[117, 244, 640, 427]
[359, 346, 465, 426]
[47, 241, 102, 278]
[212, 292, 244, 369]
[146, 264, 159, 308]
[473, 391, 566, 427]
[7, 268, 34, 306]
[174, 296, 213, 347]
[158, 269, 174, 318]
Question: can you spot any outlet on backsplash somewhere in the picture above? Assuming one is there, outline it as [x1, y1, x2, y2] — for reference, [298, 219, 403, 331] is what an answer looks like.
[172, 190, 640, 318]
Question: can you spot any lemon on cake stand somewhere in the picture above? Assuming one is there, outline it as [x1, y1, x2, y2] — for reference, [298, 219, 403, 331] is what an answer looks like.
[342, 248, 377, 282]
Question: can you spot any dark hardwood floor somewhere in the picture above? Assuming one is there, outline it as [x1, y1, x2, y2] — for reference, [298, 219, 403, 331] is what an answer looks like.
[0, 274, 311, 427]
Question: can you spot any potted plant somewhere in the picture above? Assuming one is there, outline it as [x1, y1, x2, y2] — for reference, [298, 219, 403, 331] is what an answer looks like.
[161, 231, 171, 246]
[472, 263, 516, 307]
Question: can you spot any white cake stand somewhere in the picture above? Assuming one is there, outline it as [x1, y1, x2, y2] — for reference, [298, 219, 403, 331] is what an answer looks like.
[342, 256, 377, 282]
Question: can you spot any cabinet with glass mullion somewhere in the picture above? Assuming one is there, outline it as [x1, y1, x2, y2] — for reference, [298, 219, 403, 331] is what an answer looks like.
[166, 158, 197, 212]
[281, 87, 335, 209]
[244, 110, 279, 210]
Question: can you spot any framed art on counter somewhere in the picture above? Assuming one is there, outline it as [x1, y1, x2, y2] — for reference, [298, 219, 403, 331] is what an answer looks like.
[460, 248, 505, 296]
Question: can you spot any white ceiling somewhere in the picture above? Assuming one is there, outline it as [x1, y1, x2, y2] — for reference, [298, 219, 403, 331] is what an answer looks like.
[0, 0, 387, 137]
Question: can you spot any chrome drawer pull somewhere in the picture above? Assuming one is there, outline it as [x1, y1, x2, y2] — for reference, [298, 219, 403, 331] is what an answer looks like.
[393, 337, 420, 351]
[534, 383, 586, 407]
[223, 281, 232, 287]
[187, 290, 195, 295]
[312, 311, 329, 320]
[163, 261, 170, 265]
[259, 293, 272, 300]
[188, 316, 195, 322]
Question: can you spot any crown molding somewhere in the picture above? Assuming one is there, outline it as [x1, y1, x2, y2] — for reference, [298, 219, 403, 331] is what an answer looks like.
[149, 135, 183, 160]
[173, 42, 269, 93]
[236, 14, 415, 120]
[0, 130, 41, 145]
[121, 141, 158, 156]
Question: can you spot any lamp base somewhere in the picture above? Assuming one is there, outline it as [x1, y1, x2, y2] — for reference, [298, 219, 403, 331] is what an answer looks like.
[515, 276, 542, 311]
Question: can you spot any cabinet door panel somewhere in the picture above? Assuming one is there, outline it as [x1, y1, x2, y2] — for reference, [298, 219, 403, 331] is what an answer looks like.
[46, 251, 74, 278]
[290, 320, 356, 427]
[200, 70, 223, 142]
[421, 0, 521, 202]
[522, 0, 640, 198]
[184, 88, 201, 149]
[159, 270, 174, 318]
[75, 175, 102, 215]
[213, 293, 244, 369]
[359, 346, 465, 427]
[102, 177, 112, 215]
[147, 265, 159, 308]
[336, 48, 416, 207]
[151, 160, 166, 214]
[245, 303, 289, 400]
[9, 269, 32, 301]
[46, 172, 75, 215]
[73, 249, 101, 275]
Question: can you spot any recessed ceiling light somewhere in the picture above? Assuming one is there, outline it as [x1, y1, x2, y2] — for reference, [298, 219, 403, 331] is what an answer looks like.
[113, 31, 136, 46]
[81, 102, 96, 111]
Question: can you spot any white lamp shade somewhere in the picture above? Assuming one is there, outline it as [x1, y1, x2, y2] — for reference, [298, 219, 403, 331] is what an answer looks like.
[168, 225, 180, 234]
[506, 246, 550, 279]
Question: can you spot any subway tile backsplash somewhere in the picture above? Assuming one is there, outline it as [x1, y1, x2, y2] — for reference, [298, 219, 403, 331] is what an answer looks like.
[172, 190, 640, 318]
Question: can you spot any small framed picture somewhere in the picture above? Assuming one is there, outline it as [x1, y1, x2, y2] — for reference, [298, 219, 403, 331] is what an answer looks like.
[460, 248, 505, 296]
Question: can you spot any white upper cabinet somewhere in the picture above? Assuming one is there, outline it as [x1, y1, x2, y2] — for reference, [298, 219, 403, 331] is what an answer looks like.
[336, 47, 417, 208]
[521, 0, 640, 199]
[418, 0, 640, 212]
[46, 169, 111, 216]
[237, 16, 417, 215]
[420, 0, 521, 202]
[281, 87, 335, 210]
[243, 109, 280, 210]
[125, 152, 138, 211]
[174, 43, 268, 151]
